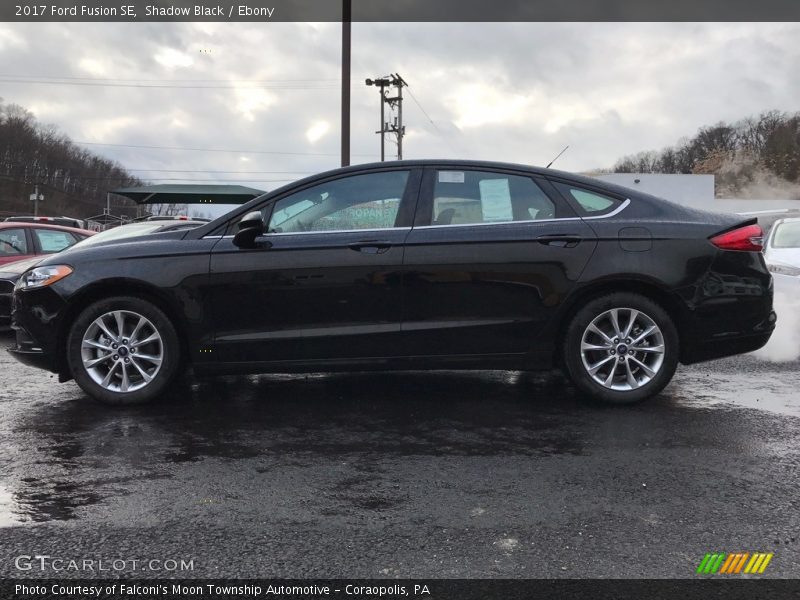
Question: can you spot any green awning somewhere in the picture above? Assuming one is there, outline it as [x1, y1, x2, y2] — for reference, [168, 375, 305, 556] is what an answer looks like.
[111, 184, 265, 205]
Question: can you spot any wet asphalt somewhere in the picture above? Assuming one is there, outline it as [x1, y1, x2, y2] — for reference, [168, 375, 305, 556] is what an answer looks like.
[0, 330, 798, 579]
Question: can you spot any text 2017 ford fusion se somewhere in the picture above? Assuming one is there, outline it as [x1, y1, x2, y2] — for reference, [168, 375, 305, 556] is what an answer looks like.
[8, 161, 775, 405]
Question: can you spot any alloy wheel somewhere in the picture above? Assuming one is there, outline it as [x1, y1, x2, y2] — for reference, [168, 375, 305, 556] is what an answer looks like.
[579, 307, 665, 391]
[80, 310, 164, 393]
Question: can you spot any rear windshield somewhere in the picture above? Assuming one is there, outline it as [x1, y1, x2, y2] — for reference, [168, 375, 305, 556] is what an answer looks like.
[772, 222, 800, 248]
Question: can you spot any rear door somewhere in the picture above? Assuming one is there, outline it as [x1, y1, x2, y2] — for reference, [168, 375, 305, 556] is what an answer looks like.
[401, 166, 597, 358]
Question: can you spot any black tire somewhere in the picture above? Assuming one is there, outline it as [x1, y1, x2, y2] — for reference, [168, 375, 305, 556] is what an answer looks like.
[562, 292, 679, 404]
[66, 296, 181, 405]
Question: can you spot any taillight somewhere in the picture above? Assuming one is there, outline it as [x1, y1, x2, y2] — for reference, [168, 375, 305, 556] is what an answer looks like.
[710, 224, 763, 252]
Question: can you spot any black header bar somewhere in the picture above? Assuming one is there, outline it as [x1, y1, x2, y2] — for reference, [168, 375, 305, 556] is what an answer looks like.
[3, 0, 800, 22]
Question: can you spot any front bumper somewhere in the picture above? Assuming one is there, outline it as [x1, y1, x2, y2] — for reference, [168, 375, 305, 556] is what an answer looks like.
[7, 284, 67, 374]
[7, 345, 59, 373]
[0, 278, 14, 328]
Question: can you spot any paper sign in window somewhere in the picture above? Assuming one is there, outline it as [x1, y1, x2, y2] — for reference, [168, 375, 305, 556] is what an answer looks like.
[438, 171, 465, 184]
[479, 178, 513, 222]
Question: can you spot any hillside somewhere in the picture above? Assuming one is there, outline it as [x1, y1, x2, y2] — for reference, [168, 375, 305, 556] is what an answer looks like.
[610, 111, 800, 199]
[0, 100, 143, 219]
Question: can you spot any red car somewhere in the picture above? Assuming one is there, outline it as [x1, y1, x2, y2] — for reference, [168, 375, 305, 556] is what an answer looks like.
[0, 221, 95, 266]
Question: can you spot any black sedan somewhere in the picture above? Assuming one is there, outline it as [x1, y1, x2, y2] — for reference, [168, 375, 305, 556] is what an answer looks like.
[9, 161, 775, 405]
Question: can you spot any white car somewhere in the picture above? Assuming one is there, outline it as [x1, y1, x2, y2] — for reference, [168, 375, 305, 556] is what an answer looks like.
[764, 217, 800, 287]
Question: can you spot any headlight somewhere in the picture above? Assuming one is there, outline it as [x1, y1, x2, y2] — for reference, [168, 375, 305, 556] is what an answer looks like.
[15, 265, 73, 290]
[767, 262, 800, 277]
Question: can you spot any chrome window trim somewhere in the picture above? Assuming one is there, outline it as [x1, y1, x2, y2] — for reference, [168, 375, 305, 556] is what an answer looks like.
[583, 198, 631, 219]
[415, 217, 581, 230]
[266, 226, 412, 236]
[202, 199, 632, 238]
[204, 226, 411, 240]
[414, 198, 630, 229]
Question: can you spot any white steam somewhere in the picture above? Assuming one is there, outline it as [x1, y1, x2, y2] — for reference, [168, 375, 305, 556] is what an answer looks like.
[753, 289, 800, 362]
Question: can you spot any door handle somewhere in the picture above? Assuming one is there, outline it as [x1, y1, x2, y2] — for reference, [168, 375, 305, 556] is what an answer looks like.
[348, 241, 392, 254]
[536, 234, 582, 248]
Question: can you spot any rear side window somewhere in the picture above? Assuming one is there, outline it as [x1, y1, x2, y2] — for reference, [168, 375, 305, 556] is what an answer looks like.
[431, 170, 556, 226]
[34, 229, 78, 253]
[0, 228, 28, 256]
[554, 183, 621, 215]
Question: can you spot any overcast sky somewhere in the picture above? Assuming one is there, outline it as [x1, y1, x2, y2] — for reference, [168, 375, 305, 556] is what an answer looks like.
[1, 22, 799, 195]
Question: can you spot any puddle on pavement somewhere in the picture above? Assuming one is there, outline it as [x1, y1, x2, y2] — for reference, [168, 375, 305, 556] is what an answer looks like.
[676, 371, 800, 417]
[0, 484, 24, 527]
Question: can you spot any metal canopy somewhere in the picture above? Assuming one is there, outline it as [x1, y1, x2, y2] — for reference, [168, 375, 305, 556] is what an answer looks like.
[111, 184, 265, 205]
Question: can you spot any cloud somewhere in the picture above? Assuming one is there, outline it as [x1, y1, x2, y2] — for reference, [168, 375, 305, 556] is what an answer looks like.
[77, 57, 108, 76]
[0, 21, 798, 195]
[153, 46, 194, 68]
[306, 120, 331, 143]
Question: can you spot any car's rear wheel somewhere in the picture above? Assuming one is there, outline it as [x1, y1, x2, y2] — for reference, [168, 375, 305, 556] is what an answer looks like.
[66, 296, 180, 405]
[563, 292, 678, 404]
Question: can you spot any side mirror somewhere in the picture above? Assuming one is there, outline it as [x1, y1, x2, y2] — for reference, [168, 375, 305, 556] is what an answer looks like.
[233, 211, 266, 249]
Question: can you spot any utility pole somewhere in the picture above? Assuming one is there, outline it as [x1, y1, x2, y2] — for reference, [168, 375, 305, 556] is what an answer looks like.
[29, 184, 44, 216]
[365, 73, 406, 161]
[340, 0, 351, 167]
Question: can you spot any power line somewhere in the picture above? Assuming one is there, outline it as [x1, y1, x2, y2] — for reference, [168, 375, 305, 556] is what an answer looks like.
[124, 168, 315, 174]
[78, 177, 297, 183]
[0, 74, 342, 83]
[74, 140, 377, 158]
[0, 78, 339, 90]
[405, 85, 461, 157]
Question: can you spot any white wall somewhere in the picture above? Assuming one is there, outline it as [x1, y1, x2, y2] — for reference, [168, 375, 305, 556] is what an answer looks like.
[592, 173, 800, 215]
[593, 173, 715, 208]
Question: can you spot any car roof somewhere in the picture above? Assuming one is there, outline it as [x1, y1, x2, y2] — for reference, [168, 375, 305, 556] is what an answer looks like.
[0, 221, 95, 235]
[188, 159, 653, 240]
[327, 159, 589, 180]
[773, 217, 800, 225]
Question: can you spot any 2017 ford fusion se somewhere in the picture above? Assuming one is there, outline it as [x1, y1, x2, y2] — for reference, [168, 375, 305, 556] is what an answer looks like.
[8, 161, 776, 405]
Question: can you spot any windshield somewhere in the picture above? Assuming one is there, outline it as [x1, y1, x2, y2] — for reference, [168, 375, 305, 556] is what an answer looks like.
[70, 223, 167, 249]
[772, 222, 800, 248]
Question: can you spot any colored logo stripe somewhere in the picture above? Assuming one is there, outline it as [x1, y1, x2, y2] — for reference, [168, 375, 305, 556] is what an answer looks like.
[697, 552, 774, 575]
[719, 553, 749, 574]
[744, 553, 774, 574]
[696, 553, 725, 574]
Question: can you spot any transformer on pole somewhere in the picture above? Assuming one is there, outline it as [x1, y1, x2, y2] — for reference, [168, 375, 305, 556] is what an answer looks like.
[366, 73, 407, 161]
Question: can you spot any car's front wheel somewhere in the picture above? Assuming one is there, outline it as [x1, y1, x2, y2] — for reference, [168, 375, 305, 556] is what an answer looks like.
[562, 292, 679, 404]
[66, 296, 181, 405]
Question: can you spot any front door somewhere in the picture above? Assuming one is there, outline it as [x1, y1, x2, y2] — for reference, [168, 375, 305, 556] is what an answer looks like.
[207, 168, 420, 365]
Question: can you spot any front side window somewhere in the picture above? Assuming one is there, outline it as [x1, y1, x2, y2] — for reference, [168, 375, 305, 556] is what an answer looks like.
[430, 170, 555, 226]
[554, 183, 620, 215]
[267, 171, 410, 233]
[0, 228, 28, 256]
[34, 229, 78, 253]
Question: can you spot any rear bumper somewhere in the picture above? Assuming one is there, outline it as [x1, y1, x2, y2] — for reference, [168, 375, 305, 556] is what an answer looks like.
[679, 249, 776, 364]
[680, 313, 775, 364]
